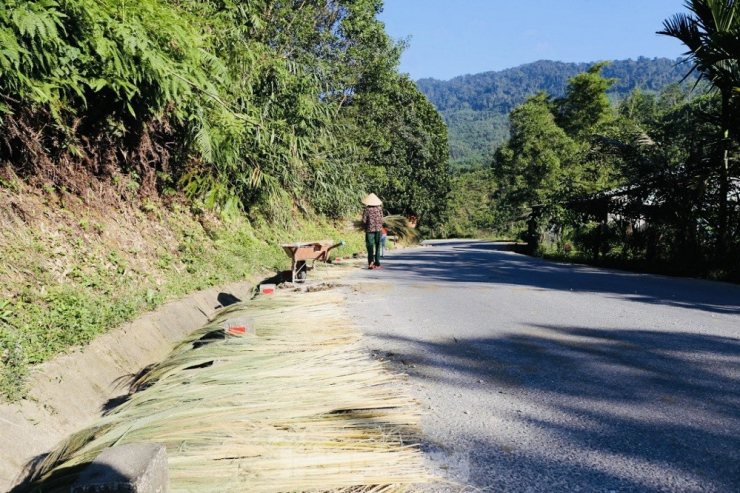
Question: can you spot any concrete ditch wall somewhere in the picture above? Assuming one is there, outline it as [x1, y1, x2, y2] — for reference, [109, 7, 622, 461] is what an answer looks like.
[0, 280, 255, 491]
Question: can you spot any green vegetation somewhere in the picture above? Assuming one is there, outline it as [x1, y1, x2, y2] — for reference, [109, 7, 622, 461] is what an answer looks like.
[417, 58, 695, 167]
[458, 0, 740, 281]
[659, 0, 739, 255]
[0, 182, 364, 400]
[443, 167, 498, 238]
[354, 75, 451, 234]
[0, 0, 448, 400]
[0, 0, 448, 219]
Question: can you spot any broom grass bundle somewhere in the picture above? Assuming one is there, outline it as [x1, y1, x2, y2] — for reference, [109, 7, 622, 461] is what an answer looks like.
[352, 214, 422, 244]
[26, 291, 431, 492]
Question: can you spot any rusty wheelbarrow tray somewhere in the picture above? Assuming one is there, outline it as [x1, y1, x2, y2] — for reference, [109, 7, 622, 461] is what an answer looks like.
[280, 240, 345, 282]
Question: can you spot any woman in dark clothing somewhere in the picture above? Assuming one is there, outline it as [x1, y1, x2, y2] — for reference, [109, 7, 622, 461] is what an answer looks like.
[361, 193, 384, 269]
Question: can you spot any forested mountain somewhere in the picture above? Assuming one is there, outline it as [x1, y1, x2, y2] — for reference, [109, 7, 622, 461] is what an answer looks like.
[416, 57, 694, 166]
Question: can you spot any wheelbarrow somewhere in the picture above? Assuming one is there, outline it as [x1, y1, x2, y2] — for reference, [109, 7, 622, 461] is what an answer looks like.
[280, 240, 345, 282]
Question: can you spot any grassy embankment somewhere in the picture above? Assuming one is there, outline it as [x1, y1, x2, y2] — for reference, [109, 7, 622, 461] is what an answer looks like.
[0, 178, 365, 402]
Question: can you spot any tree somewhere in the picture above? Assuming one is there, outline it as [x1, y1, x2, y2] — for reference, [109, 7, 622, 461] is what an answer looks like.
[659, 0, 740, 254]
[492, 65, 629, 255]
[444, 167, 498, 238]
[415, 58, 692, 167]
[493, 92, 578, 221]
[0, 0, 430, 222]
[554, 62, 616, 137]
[353, 74, 450, 233]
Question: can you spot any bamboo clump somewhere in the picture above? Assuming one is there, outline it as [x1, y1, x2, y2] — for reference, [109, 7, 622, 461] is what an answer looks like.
[26, 291, 431, 492]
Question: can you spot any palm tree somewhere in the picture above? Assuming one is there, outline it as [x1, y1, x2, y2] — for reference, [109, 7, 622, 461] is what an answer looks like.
[659, 0, 740, 255]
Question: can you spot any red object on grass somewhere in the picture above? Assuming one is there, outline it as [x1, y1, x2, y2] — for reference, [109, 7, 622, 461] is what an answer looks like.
[228, 327, 247, 335]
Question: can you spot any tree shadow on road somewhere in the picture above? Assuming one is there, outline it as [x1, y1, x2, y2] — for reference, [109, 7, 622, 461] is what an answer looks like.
[387, 241, 740, 315]
[374, 325, 740, 492]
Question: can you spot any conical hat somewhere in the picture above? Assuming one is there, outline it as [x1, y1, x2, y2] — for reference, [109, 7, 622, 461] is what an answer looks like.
[361, 193, 382, 206]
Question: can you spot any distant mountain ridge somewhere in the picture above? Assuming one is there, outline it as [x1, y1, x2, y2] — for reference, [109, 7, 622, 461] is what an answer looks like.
[416, 57, 694, 167]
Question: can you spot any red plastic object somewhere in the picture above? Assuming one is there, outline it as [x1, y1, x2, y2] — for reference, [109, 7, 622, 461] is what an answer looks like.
[228, 327, 247, 335]
[260, 283, 276, 295]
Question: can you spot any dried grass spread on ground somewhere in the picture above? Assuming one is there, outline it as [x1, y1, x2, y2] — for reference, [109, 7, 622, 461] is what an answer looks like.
[28, 290, 430, 492]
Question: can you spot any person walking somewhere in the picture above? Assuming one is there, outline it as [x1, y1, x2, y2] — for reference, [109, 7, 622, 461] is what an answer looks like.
[380, 226, 387, 258]
[361, 193, 384, 269]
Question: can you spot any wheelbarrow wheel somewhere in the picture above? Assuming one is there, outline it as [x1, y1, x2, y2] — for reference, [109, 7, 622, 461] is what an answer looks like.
[297, 269, 307, 281]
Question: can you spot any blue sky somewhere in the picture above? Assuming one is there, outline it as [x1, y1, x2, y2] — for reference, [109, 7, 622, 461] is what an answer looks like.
[378, 0, 692, 81]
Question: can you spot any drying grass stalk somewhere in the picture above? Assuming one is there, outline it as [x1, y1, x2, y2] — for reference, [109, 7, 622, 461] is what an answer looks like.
[28, 291, 431, 492]
[352, 214, 421, 244]
[382, 215, 422, 243]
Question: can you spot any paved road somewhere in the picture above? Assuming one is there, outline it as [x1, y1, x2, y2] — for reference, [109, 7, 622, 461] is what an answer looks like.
[345, 240, 740, 492]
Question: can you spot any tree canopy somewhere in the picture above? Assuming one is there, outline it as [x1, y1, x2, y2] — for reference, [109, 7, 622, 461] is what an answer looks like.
[659, 0, 740, 253]
[481, 55, 739, 279]
[0, 0, 449, 228]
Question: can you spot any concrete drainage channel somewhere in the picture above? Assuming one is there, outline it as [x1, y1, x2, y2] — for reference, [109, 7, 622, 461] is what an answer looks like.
[5, 258, 408, 492]
[71, 443, 169, 492]
[0, 280, 255, 492]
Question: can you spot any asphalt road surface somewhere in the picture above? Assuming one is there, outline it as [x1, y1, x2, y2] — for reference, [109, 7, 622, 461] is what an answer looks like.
[346, 240, 740, 492]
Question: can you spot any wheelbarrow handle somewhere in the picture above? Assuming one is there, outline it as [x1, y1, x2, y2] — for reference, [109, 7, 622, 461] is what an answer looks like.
[327, 241, 345, 253]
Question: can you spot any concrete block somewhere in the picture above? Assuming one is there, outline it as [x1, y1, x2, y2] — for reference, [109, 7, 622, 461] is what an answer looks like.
[222, 315, 256, 336]
[259, 283, 276, 295]
[72, 443, 169, 493]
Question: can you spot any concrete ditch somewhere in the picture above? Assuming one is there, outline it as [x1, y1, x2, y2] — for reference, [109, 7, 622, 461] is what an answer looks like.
[0, 280, 254, 491]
